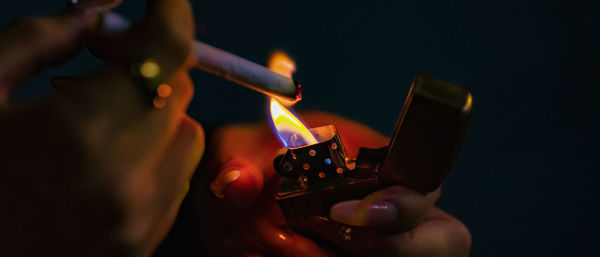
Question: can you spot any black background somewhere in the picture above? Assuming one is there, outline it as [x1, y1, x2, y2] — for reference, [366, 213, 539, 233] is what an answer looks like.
[5, 0, 600, 256]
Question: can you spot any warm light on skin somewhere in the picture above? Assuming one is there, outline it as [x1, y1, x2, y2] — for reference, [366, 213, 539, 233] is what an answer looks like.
[157, 84, 172, 98]
[463, 93, 473, 112]
[153, 96, 167, 108]
[270, 98, 318, 148]
[278, 233, 287, 241]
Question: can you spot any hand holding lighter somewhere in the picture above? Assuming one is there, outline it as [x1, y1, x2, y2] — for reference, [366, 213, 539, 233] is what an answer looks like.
[273, 74, 472, 238]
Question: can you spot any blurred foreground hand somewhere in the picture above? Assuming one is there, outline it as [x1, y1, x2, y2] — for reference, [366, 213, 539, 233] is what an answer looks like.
[0, 0, 203, 256]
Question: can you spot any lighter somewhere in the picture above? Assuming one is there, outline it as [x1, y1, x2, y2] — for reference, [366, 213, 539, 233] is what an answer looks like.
[270, 74, 472, 239]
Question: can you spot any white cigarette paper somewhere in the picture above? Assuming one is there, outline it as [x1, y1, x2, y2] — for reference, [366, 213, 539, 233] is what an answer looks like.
[192, 41, 299, 100]
[102, 12, 300, 101]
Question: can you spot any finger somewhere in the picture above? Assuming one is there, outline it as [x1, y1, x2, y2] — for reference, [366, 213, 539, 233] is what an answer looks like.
[53, 62, 194, 112]
[78, 0, 194, 120]
[206, 111, 383, 206]
[117, 114, 204, 252]
[68, 0, 195, 130]
[141, 181, 190, 257]
[140, 116, 204, 256]
[307, 209, 471, 257]
[209, 156, 265, 209]
[0, 0, 121, 103]
[330, 185, 441, 231]
[391, 208, 471, 257]
[49, 69, 195, 182]
[254, 218, 338, 257]
[88, 0, 194, 73]
[73, 67, 194, 152]
[306, 216, 387, 257]
[207, 124, 282, 208]
[156, 115, 205, 210]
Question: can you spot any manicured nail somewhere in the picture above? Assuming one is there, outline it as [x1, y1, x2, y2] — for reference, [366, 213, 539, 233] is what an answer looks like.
[330, 200, 397, 227]
[210, 170, 241, 198]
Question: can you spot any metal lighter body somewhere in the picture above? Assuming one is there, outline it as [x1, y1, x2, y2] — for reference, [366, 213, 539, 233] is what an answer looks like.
[273, 74, 472, 238]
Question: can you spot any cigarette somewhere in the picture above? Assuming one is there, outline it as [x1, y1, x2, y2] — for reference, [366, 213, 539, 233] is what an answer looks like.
[101, 12, 301, 101]
[192, 41, 300, 101]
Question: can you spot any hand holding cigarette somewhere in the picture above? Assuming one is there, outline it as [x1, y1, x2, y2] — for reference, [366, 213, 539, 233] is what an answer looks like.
[97, 12, 301, 102]
[196, 112, 471, 257]
[0, 0, 203, 256]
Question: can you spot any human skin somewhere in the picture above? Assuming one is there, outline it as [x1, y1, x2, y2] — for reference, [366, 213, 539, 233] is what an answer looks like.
[196, 112, 472, 257]
[0, 1, 471, 256]
[0, 0, 203, 256]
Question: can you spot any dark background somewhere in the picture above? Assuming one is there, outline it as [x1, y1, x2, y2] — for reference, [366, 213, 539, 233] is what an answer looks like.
[5, 0, 600, 256]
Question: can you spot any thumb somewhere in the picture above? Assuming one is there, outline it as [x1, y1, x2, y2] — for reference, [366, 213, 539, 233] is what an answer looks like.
[330, 186, 441, 231]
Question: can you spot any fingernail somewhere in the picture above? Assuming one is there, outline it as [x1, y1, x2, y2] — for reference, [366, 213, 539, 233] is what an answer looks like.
[66, 0, 122, 17]
[210, 170, 241, 198]
[330, 200, 397, 227]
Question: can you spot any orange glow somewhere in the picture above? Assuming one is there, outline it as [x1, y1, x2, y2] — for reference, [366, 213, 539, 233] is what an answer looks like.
[270, 98, 318, 147]
[157, 84, 172, 98]
[278, 233, 287, 241]
[268, 51, 296, 78]
[463, 93, 473, 111]
[153, 96, 167, 108]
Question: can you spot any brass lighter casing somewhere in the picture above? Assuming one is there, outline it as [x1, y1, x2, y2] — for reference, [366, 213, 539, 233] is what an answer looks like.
[380, 75, 472, 193]
[274, 74, 472, 238]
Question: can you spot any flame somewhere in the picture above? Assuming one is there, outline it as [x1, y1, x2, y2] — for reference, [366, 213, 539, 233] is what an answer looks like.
[268, 51, 318, 148]
[270, 98, 318, 147]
